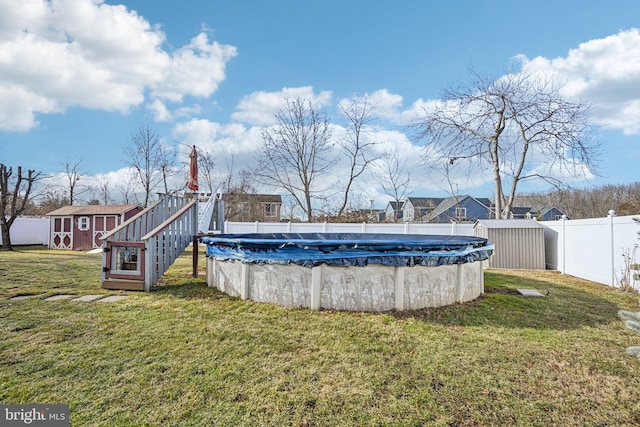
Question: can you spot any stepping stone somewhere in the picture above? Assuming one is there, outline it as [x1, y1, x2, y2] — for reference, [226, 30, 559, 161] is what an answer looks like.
[45, 294, 74, 301]
[71, 295, 104, 302]
[517, 289, 546, 297]
[97, 295, 128, 303]
[9, 295, 38, 301]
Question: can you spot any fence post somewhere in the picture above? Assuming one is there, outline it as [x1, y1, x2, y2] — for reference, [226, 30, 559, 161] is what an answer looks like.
[609, 210, 617, 287]
[560, 215, 567, 274]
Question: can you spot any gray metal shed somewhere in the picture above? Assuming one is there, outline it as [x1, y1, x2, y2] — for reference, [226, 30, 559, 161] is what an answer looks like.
[474, 219, 546, 269]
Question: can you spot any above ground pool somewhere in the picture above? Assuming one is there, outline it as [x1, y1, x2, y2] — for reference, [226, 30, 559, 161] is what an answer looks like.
[202, 233, 493, 312]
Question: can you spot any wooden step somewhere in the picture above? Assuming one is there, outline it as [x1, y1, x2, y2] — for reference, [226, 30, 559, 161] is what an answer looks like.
[102, 278, 144, 291]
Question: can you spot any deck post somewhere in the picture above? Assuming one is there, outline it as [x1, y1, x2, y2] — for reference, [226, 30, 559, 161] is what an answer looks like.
[192, 236, 199, 277]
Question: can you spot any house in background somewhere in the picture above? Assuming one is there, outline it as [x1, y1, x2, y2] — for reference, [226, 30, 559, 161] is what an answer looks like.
[402, 197, 443, 222]
[385, 196, 494, 223]
[47, 204, 143, 250]
[222, 193, 282, 222]
[426, 195, 493, 223]
[530, 206, 568, 221]
[384, 201, 404, 222]
[509, 206, 534, 219]
[509, 206, 568, 221]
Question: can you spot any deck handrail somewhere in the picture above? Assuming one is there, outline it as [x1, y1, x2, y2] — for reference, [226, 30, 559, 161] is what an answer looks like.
[100, 198, 163, 241]
[142, 200, 197, 241]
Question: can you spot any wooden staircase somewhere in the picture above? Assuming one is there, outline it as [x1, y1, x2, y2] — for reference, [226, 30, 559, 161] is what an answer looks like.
[100, 194, 198, 291]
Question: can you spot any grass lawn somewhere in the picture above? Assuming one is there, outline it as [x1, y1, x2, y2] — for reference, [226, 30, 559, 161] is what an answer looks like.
[1, 246, 640, 426]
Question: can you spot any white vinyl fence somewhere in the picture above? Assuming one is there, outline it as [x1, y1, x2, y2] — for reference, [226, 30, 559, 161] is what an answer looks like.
[1, 217, 49, 246]
[225, 214, 640, 290]
[223, 221, 476, 236]
[542, 212, 640, 289]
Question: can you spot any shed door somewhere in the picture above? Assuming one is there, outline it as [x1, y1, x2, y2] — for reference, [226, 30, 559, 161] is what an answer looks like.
[94, 215, 118, 248]
[51, 216, 73, 249]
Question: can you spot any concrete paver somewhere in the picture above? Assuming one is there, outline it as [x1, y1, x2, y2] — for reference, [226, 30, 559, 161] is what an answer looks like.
[97, 295, 128, 303]
[70, 295, 105, 302]
[9, 295, 39, 301]
[45, 294, 75, 301]
[517, 289, 546, 297]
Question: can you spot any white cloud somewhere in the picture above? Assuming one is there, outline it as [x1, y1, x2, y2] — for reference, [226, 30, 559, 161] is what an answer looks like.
[147, 99, 172, 122]
[231, 86, 333, 126]
[150, 32, 237, 102]
[518, 28, 640, 134]
[147, 99, 202, 122]
[0, 0, 236, 131]
[173, 118, 263, 155]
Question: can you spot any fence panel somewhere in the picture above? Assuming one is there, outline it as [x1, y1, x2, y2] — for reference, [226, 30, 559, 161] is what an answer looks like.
[542, 214, 640, 289]
[1, 217, 49, 246]
[223, 221, 476, 236]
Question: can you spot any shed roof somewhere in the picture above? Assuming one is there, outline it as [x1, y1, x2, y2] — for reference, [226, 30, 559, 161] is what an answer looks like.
[47, 204, 142, 216]
[474, 219, 544, 229]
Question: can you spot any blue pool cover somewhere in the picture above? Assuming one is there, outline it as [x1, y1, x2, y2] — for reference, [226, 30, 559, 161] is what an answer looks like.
[202, 233, 494, 268]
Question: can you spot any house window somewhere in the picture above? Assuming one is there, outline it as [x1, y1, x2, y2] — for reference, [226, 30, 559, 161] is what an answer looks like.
[78, 216, 90, 231]
[264, 203, 277, 218]
[456, 207, 467, 219]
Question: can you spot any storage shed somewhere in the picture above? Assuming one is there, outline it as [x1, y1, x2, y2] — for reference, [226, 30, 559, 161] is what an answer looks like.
[474, 219, 546, 269]
[47, 204, 143, 250]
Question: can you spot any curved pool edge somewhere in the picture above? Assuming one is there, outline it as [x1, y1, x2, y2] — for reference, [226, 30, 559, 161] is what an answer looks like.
[206, 257, 485, 312]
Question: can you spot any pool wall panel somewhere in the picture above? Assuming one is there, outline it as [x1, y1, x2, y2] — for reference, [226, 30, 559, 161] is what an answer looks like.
[207, 258, 484, 312]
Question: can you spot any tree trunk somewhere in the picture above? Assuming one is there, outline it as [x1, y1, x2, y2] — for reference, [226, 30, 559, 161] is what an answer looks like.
[0, 221, 12, 250]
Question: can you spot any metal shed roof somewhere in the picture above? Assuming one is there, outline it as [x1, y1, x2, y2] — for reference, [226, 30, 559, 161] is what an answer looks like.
[474, 219, 544, 229]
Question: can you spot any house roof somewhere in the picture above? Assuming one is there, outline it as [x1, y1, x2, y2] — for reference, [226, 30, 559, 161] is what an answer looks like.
[428, 195, 472, 219]
[405, 197, 443, 208]
[222, 193, 282, 203]
[47, 204, 142, 216]
[474, 219, 544, 229]
[475, 198, 492, 207]
[511, 206, 533, 215]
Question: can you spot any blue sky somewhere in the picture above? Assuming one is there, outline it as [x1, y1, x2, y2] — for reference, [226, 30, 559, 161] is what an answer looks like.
[1, 0, 639, 208]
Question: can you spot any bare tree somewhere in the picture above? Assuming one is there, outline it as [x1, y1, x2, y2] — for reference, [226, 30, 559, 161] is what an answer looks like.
[123, 125, 164, 207]
[257, 98, 334, 222]
[374, 148, 414, 223]
[516, 182, 640, 219]
[61, 159, 89, 205]
[116, 170, 140, 205]
[95, 175, 112, 205]
[335, 95, 379, 217]
[414, 70, 597, 218]
[0, 164, 43, 250]
[35, 187, 69, 215]
[198, 145, 216, 194]
[158, 143, 178, 195]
